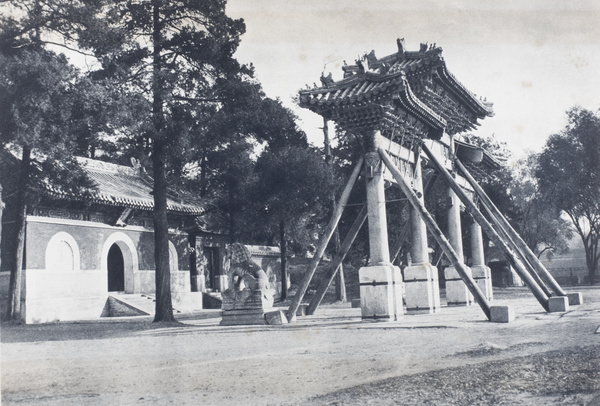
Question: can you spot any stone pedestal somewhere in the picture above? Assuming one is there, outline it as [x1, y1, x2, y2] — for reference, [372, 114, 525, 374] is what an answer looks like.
[548, 296, 569, 313]
[471, 265, 493, 302]
[404, 263, 440, 314]
[264, 310, 288, 325]
[567, 292, 583, 305]
[490, 305, 515, 323]
[445, 266, 474, 306]
[359, 265, 404, 321]
[220, 289, 275, 325]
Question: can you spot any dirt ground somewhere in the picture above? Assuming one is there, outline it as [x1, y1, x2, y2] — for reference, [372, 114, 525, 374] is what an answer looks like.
[2, 286, 600, 406]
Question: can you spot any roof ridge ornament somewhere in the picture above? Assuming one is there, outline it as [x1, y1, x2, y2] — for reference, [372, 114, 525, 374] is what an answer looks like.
[320, 72, 334, 87]
[396, 38, 406, 61]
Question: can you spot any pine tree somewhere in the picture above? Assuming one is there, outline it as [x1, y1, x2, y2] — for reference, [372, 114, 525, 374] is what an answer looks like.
[69, 0, 255, 321]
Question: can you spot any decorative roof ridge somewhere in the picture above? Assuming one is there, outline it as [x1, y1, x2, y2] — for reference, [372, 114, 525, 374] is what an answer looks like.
[76, 156, 140, 177]
[321, 42, 446, 90]
[50, 156, 206, 215]
[394, 76, 447, 133]
[436, 65, 494, 117]
[301, 69, 406, 95]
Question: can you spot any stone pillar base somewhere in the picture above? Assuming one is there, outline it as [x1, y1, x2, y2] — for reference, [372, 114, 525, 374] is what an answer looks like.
[567, 292, 583, 305]
[404, 263, 441, 314]
[471, 265, 493, 301]
[548, 296, 569, 313]
[490, 305, 515, 323]
[445, 266, 474, 306]
[359, 265, 404, 321]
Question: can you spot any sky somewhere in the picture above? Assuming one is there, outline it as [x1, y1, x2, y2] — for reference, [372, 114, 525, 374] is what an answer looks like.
[226, 0, 600, 157]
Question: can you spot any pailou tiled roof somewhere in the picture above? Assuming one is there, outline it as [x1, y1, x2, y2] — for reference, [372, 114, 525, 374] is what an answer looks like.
[45, 157, 205, 215]
[299, 39, 494, 137]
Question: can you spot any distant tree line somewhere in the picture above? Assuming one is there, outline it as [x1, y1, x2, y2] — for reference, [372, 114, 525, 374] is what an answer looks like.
[462, 108, 600, 285]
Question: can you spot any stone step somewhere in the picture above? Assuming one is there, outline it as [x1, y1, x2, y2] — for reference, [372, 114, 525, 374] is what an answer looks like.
[203, 291, 223, 309]
[107, 293, 182, 316]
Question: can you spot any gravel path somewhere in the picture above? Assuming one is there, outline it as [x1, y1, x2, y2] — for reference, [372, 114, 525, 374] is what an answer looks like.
[2, 287, 599, 405]
[299, 345, 600, 405]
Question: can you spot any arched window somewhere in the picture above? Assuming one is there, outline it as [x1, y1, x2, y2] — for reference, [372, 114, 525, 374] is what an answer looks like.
[45, 232, 80, 271]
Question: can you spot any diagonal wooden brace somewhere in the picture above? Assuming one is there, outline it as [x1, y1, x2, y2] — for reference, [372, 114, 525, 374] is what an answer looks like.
[307, 205, 368, 315]
[286, 156, 364, 322]
[455, 158, 567, 297]
[390, 172, 439, 264]
[420, 143, 550, 312]
[379, 147, 492, 319]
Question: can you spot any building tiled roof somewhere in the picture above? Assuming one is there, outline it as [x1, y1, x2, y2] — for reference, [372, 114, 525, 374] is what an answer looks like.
[299, 39, 494, 137]
[45, 157, 205, 215]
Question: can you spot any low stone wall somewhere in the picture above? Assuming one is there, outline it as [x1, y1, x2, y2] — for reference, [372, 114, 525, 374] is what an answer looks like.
[24, 268, 107, 323]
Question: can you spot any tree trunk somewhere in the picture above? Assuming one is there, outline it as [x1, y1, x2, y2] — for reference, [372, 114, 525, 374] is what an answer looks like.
[189, 233, 198, 292]
[6, 146, 31, 321]
[322, 117, 346, 302]
[199, 154, 207, 198]
[569, 211, 599, 286]
[152, 139, 175, 322]
[0, 185, 3, 269]
[333, 222, 347, 302]
[151, 0, 175, 322]
[228, 190, 235, 244]
[584, 235, 598, 285]
[279, 220, 288, 301]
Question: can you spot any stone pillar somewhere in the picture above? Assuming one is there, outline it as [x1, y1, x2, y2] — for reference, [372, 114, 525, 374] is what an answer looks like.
[358, 146, 403, 321]
[365, 152, 391, 266]
[403, 159, 440, 314]
[470, 219, 493, 301]
[444, 189, 473, 306]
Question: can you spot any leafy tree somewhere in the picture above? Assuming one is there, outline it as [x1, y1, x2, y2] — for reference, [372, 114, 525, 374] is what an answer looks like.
[510, 154, 572, 258]
[206, 139, 257, 244]
[457, 133, 519, 261]
[59, 0, 257, 321]
[0, 47, 95, 320]
[0, 0, 150, 320]
[537, 107, 600, 284]
[250, 145, 335, 300]
[188, 96, 308, 239]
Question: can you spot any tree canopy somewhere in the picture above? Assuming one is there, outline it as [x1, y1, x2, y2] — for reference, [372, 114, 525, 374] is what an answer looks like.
[249, 145, 336, 299]
[0, 0, 323, 320]
[536, 107, 600, 284]
[0, 45, 101, 319]
[509, 154, 572, 259]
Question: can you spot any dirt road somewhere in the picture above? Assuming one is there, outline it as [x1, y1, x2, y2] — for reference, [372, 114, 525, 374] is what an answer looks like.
[2, 287, 599, 405]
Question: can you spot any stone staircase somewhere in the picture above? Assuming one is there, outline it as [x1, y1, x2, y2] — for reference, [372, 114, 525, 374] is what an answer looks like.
[203, 289, 223, 309]
[102, 293, 183, 317]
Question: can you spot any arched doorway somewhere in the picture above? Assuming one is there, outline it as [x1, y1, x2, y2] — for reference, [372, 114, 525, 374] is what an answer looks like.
[102, 232, 138, 293]
[107, 243, 125, 292]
